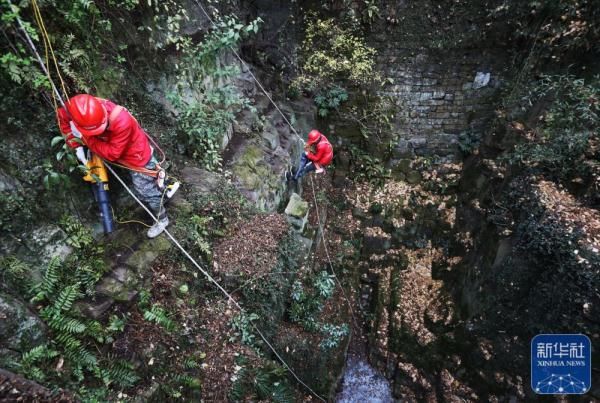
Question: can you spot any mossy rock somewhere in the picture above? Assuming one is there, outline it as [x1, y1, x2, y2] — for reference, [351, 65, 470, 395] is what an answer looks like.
[406, 170, 423, 184]
[285, 193, 309, 218]
[126, 235, 171, 270]
[232, 145, 273, 191]
[96, 276, 138, 302]
[0, 292, 46, 352]
[397, 159, 412, 174]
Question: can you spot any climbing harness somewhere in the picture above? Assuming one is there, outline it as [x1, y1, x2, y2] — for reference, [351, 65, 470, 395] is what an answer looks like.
[12, 3, 326, 401]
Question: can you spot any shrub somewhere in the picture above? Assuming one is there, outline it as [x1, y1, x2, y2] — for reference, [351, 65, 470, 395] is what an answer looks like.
[508, 74, 599, 181]
[291, 17, 380, 94]
[229, 357, 295, 403]
[314, 85, 349, 117]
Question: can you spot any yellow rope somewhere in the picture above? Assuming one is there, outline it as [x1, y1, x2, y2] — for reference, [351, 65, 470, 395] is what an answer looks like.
[31, 0, 69, 100]
[111, 205, 151, 228]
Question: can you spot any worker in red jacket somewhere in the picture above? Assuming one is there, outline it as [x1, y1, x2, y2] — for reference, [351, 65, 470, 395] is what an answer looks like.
[287, 129, 334, 181]
[57, 94, 171, 238]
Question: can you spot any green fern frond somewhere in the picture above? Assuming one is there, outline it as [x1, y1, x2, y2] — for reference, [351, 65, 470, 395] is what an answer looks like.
[271, 381, 295, 403]
[255, 370, 272, 399]
[173, 374, 201, 389]
[85, 320, 103, 336]
[107, 360, 139, 387]
[183, 357, 199, 369]
[56, 332, 83, 351]
[49, 316, 86, 334]
[32, 257, 61, 302]
[53, 283, 81, 312]
[64, 344, 97, 370]
[21, 344, 58, 365]
[28, 367, 46, 382]
[143, 304, 176, 331]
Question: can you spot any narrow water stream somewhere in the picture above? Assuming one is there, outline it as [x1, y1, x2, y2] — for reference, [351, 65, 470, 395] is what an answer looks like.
[336, 354, 393, 402]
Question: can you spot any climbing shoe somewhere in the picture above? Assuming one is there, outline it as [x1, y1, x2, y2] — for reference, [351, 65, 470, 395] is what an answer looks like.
[147, 216, 169, 238]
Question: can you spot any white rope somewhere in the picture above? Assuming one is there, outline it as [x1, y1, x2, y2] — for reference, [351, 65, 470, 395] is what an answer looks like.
[10, 5, 66, 108]
[193, 0, 304, 143]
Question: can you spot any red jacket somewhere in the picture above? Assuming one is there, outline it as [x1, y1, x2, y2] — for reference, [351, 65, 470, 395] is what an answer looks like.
[306, 134, 333, 165]
[58, 98, 151, 167]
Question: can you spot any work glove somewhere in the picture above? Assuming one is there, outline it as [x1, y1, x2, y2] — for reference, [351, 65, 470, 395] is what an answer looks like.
[69, 121, 83, 139]
[75, 147, 88, 165]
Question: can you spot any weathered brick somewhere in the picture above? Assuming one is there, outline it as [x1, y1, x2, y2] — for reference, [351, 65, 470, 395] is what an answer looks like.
[432, 91, 445, 99]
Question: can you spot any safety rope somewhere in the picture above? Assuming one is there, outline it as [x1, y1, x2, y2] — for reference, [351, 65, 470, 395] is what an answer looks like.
[194, 0, 356, 325]
[309, 174, 357, 326]
[13, 5, 327, 401]
[10, 0, 65, 122]
[193, 0, 304, 142]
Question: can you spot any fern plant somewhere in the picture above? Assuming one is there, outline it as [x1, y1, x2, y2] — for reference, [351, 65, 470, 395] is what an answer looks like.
[229, 360, 294, 403]
[0, 256, 32, 294]
[230, 312, 260, 346]
[143, 304, 177, 332]
[31, 256, 61, 302]
[23, 218, 139, 391]
[19, 344, 60, 382]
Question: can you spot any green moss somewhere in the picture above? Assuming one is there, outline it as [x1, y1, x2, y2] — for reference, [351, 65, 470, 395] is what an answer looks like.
[406, 170, 422, 184]
[232, 144, 281, 194]
[285, 193, 309, 218]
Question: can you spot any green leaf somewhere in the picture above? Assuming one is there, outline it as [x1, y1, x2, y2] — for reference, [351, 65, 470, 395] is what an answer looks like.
[51, 136, 64, 147]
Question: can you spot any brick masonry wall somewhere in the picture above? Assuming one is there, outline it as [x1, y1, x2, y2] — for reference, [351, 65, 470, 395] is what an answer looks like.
[366, 1, 509, 162]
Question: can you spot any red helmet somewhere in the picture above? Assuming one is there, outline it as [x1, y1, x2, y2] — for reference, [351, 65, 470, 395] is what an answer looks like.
[67, 94, 107, 136]
[307, 129, 322, 145]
